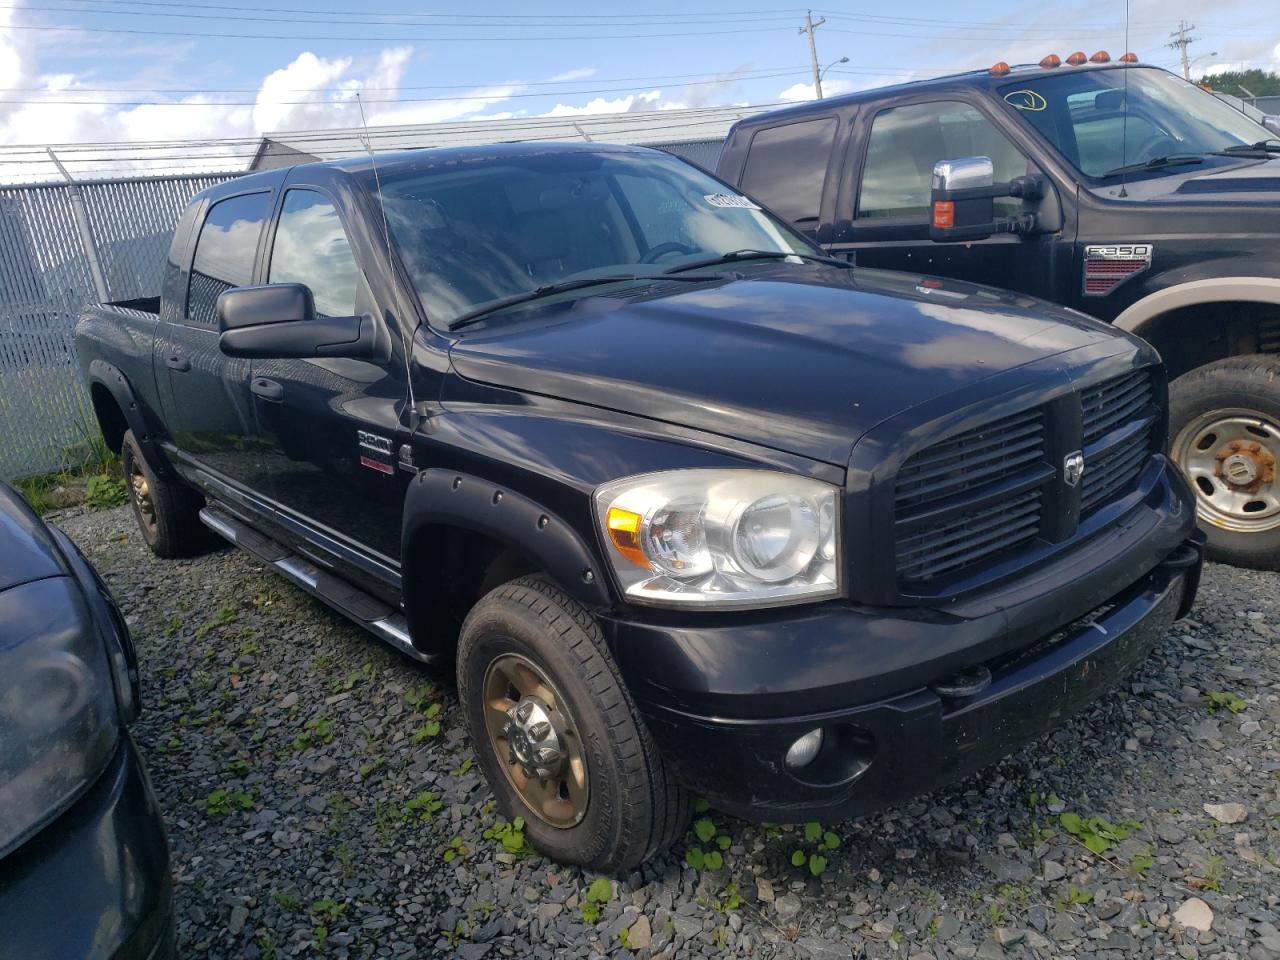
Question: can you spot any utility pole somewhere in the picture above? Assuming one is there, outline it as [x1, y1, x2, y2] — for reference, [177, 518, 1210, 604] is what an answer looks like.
[1167, 20, 1199, 80]
[800, 11, 827, 99]
[46, 148, 110, 303]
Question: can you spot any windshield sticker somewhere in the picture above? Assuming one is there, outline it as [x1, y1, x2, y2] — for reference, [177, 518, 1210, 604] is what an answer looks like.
[704, 193, 761, 209]
[1004, 89, 1048, 112]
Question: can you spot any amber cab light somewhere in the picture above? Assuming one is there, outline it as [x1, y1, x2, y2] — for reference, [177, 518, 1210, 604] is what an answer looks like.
[1040, 54, 1061, 68]
[989, 61, 1010, 76]
[1119, 52, 1139, 63]
[1090, 50, 1111, 63]
[1066, 51, 1087, 66]
[932, 200, 955, 230]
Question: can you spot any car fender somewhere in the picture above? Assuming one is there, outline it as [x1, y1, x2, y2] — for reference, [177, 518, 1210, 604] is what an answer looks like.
[86, 359, 168, 475]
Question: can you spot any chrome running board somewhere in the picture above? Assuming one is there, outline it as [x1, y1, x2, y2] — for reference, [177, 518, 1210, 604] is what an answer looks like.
[199, 505, 433, 664]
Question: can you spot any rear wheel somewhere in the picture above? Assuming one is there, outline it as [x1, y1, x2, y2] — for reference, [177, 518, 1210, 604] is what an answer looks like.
[457, 576, 690, 870]
[1169, 356, 1280, 570]
[121, 429, 206, 558]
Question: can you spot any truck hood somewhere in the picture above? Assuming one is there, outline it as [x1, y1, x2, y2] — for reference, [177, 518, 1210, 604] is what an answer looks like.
[1100, 156, 1280, 204]
[447, 265, 1120, 465]
[0, 483, 67, 593]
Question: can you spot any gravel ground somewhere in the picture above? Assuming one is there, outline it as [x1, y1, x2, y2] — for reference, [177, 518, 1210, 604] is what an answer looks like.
[54, 504, 1280, 960]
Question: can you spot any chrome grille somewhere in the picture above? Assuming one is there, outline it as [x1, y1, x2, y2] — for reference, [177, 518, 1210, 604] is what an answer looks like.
[896, 488, 1042, 583]
[895, 407, 1046, 512]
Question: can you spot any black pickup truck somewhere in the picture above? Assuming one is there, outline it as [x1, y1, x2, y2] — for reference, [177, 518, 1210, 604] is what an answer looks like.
[717, 59, 1280, 569]
[76, 142, 1202, 870]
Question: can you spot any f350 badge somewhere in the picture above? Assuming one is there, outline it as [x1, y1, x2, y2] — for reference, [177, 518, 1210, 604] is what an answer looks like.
[357, 430, 395, 475]
[1083, 243, 1153, 296]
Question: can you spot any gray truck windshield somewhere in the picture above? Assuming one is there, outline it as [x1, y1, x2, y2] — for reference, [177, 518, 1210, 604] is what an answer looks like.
[1000, 67, 1270, 179]
[368, 150, 812, 327]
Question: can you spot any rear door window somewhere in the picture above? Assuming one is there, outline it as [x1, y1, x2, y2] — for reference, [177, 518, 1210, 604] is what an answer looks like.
[857, 101, 1029, 221]
[739, 118, 837, 224]
[186, 192, 270, 326]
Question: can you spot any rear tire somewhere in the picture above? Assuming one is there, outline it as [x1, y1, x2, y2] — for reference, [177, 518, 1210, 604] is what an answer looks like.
[1168, 356, 1280, 571]
[457, 575, 690, 871]
[121, 429, 206, 558]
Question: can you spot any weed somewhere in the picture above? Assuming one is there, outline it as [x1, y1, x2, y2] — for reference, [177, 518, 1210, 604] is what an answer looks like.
[312, 926, 327, 950]
[203, 788, 253, 818]
[788, 821, 839, 877]
[272, 888, 301, 911]
[1189, 855, 1225, 892]
[1203, 691, 1246, 715]
[334, 842, 356, 879]
[374, 802, 402, 840]
[358, 757, 385, 779]
[293, 716, 336, 752]
[1059, 811, 1142, 854]
[1130, 847, 1156, 876]
[1056, 886, 1093, 911]
[404, 790, 443, 823]
[85, 472, 127, 507]
[411, 702, 444, 741]
[483, 818, 528, 856]
[452, 757, 474, 778]
[257, 935, 277, 960]
[441, 836, 467, 862]
[236, 637, 262, 659]
[405, 683, 435, 711]
[712, 882, 742, 912]
[195, 605, 237, 639]
[330, 662, 375, 694]
[685, 817, 730, 871]
[927, 917, 939, 938]
[580, 876, 612, 924]
[224, 758, 250, 777]
[328, 792, 350, 833]
[310, 898, 346, 924]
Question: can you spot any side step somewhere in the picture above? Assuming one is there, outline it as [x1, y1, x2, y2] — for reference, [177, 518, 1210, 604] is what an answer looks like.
[199, 505, 433, 664]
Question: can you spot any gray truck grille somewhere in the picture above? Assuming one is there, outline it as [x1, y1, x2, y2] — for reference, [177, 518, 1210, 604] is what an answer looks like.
[892, 367, 1157, 589]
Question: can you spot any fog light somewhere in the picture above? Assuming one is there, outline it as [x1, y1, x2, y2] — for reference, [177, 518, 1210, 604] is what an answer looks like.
[785, 728, 824, 770]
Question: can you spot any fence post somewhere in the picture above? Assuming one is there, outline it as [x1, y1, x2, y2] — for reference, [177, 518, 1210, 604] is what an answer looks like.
[46, 148, 110, 303]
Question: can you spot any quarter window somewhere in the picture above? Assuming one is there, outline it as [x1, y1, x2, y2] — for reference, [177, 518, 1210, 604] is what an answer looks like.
[268, 190, 360, 318]
[187, 192, 270, 326]
[857, 101, 1030, 220]
[739, 118, 837, 224]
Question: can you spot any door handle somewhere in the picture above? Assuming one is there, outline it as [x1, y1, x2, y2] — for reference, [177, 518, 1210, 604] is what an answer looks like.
[165, 354, 191, 372]
[251, 377, 284, 402]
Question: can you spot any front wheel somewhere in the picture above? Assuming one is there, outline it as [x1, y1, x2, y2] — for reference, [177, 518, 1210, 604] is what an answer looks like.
[121, 429, 207, 558]
[457, 576, 690, 870]
[1169, 355, 1280, 570]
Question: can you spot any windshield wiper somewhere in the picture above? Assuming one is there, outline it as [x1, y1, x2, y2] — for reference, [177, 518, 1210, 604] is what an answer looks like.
[1101, 154, 1206, 178]
[447, 273, 718, 331]
[1218, 139, 1280, 155]
[663, 248, 851, 274]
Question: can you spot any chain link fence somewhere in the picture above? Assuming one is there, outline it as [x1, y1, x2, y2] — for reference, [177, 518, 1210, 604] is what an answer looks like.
[0, 172, 237, 481]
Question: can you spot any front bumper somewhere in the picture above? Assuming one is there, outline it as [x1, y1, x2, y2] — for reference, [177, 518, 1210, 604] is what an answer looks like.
[0, 733, 174, 960]
[605, 466, 1202, 821]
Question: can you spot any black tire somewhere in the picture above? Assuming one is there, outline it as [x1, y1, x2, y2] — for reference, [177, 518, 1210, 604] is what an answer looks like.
[1168, 355, 1280, 571]
[121, 429, 207, 558]
[457, 576, 691, 871]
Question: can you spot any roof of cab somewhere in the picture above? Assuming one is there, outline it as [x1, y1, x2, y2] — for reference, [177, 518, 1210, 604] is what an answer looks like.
[727, 61, 1163, 129]
[201, 140, 667, 200]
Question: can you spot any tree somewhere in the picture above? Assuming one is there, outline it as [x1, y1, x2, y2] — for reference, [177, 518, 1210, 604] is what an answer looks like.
[1199, 70, 1280, 98]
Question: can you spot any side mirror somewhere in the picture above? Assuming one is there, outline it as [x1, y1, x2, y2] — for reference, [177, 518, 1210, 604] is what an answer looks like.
[216, 284, 378, 361]
[929, 156, 1042, 242]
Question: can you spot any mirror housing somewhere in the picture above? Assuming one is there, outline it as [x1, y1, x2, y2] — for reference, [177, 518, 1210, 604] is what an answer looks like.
[216, 284, 379, 360]
[929, 156, 1044, 242]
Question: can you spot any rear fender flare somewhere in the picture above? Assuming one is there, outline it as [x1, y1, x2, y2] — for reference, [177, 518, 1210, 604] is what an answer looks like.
[86, 359, 168, 475]
[401, 467, 612, 614]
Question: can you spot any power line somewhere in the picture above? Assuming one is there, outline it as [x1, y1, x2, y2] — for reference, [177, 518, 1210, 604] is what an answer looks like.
[1168, 20, 1200, 80]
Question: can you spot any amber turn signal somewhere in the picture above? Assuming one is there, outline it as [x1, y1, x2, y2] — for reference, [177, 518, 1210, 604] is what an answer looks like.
[1090, 50, 1111, 63]
[605, 507, 648, 568]
[989, 61, 1010, 76]
[1040, 54, 1061, 69]
[1066, 51, 1087, 66]
[932, 200, 955, 230]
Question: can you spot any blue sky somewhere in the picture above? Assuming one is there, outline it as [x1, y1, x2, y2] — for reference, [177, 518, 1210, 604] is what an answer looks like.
[0, 0, 1273, 180]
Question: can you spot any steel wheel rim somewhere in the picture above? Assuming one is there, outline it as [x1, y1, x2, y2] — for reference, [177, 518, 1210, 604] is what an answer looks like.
[481, 652, 588, 828]
[1172, 407, 1280, 533]
[128, 459, 157, 533]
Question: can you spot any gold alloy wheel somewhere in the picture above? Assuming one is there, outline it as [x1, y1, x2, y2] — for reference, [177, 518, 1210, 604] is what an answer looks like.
[128, 458, 158, 534]
[481, 652, 589, 828]
[1172, 408, 1280, 534]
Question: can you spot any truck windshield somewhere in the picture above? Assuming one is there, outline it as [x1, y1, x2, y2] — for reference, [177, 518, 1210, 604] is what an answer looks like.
[365, 150, 813, 328]
[999, 67, 1271, 180]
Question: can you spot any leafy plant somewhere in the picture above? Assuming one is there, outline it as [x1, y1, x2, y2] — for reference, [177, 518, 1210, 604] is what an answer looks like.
[685, 817, 730, 871]
[1059, 812, 1142, 854]
[1130, 848, 1156, 876]
[310, 898, 346, 924]
[580, 876, 612, 924]
[224, 758, 250, 776]
[411, 702, 444, 741]
[358, 757, 385, 778]
[1056, 886, 1094, 911]
[1189, 854, 1225, 892]
[790, 821, 839, 876]
[330, 662, 375, 694]
[452, 757, 474, 778]
[203, 788, 254, 818]
[405, 683, 435, 711]
[483, 817, 528, 856]
[272, 888, 301, 911]
[441, 835, 467, 862]
[712, 882, 742, 912]
[85, 472, 127, 507]
[404, 790, 443, 823]
[293, 715, 336, 752]
[1203, 690, 1246, 715]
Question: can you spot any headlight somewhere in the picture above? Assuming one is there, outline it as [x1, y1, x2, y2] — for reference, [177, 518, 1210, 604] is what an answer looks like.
[595, 469, 841, 608]
[0, 578, 120, 859]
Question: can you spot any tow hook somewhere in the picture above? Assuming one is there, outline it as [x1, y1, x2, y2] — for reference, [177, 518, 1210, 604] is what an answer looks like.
[930, 664, 992, 701]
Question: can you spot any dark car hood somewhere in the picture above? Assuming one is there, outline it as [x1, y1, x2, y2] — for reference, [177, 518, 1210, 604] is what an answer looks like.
[447, 265, 1121, 465]
[0, 483, 68, 593]
[1102, 156, 1280, 204]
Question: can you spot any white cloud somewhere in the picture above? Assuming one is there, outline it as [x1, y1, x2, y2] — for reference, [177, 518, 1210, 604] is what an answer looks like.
[545, 67, 596, 83]
[543, 89, 662, 116]
[777, 78, 856, 102]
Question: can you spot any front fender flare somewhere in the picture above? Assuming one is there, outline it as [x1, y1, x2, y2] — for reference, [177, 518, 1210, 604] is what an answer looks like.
[1114, 277, 1280, 338]
[401, 468, 612, 637]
